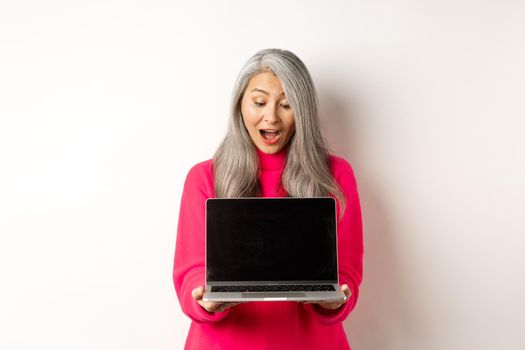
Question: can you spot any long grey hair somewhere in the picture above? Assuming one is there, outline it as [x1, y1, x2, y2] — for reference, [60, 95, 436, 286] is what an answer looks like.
[213, 48, 345, 213]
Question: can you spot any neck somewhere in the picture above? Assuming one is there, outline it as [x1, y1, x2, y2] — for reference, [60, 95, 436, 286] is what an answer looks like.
[256, 147, 287, 171]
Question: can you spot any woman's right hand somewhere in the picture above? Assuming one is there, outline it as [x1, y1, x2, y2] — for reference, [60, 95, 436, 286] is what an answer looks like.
[191, 286, 241, 313]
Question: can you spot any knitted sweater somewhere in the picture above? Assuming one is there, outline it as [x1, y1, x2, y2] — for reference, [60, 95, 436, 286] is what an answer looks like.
[173, 148, 363, 349]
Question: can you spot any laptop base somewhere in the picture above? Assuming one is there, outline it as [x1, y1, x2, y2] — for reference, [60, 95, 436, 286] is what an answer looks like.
[203, 284, 346, 302]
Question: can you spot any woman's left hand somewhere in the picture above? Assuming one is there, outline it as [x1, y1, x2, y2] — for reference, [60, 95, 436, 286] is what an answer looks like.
[303, 284, 351, 310]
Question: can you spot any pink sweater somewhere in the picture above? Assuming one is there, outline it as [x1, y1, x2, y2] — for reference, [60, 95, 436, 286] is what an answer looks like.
[173, 148, 363, 350]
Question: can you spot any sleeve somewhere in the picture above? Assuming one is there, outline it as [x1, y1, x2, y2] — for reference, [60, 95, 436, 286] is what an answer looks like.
[303, 157, 364, 325]
[172, 162, 231, 323]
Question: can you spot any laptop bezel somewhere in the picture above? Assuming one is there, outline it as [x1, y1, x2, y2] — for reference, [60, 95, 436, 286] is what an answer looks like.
[204, 197, 340, 287]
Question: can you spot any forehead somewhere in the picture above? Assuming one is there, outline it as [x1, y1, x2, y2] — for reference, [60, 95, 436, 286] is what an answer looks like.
[245, 71, 285, 96]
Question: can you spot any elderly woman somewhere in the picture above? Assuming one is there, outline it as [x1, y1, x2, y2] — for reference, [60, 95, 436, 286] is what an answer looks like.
[173, 48, 363, 349]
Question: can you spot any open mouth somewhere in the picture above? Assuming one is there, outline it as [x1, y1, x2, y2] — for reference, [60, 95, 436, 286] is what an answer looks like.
[259, 129, 281, 141]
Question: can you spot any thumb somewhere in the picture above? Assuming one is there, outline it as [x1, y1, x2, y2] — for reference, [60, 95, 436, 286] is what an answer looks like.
[341, 284, 351, 300]
[191, 286, 204, 300]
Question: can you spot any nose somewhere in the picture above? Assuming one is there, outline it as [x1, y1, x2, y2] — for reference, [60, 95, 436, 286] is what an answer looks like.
[263, 105, 280, 124]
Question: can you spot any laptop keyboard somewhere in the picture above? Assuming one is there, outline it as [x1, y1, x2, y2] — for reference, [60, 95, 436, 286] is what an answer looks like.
[211, 285, 336, 293]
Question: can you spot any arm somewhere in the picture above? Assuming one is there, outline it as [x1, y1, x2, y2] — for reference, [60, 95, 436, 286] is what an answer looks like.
[303, 157, 364, 325]
[172, 161, 231, 323]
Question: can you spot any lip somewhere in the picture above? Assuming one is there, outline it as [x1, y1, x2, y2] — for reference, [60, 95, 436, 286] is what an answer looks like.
[259, 129, 281, 145]
[262, 136, 280, 145]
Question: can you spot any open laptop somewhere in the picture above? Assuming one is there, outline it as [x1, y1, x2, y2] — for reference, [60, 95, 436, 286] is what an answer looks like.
[203, 197, 346, 302]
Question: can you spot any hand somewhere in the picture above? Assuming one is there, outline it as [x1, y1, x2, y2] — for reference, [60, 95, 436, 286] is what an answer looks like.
[192, 286, 241, 313]
[303, 284, 351, 310]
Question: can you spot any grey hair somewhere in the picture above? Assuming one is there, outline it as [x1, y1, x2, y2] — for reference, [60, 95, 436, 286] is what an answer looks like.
[213, 48, 345, 213]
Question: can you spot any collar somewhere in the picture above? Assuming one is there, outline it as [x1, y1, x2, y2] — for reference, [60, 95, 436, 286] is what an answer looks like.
[256, 147, 287, 171]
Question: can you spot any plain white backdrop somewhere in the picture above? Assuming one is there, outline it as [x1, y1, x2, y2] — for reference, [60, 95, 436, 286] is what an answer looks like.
[1, 1, 524, 349]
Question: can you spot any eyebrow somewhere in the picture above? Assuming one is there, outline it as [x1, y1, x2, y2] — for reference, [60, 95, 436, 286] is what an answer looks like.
[250, 88, 285, 96]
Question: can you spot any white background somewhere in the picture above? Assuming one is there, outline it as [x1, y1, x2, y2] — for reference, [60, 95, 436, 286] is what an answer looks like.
[1, 1, 524, 349]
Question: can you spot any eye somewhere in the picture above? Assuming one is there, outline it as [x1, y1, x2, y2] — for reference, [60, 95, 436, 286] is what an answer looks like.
[281, 103, 291, 110]
[254, 101, 265, 107]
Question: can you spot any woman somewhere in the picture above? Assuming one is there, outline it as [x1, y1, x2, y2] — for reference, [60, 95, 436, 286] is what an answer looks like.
[173, 48, 363, 349]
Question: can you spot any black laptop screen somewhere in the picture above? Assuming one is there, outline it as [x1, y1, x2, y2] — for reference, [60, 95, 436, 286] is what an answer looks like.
[206, 198, 337, 283]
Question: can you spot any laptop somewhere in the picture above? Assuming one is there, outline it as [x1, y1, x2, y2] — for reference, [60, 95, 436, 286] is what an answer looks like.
[203, 197, 346, 302]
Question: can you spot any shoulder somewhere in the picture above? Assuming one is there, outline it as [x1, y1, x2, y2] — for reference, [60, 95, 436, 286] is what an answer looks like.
[182, 159, 214, 195]
[328, 154, 356, 179]
[327, 154, 359, 193]
[186, 159, 213, 178]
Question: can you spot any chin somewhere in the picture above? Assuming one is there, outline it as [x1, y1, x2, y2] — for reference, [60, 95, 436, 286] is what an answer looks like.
[257, 144, 282, 154]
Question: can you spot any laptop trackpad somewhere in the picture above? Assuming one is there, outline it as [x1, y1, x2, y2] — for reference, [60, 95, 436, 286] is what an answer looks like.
[242, 292, 306, 298]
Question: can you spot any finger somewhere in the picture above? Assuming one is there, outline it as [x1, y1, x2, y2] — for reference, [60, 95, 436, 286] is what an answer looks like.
[321, 302, 342, 310]
[198, 300, 224, 312]
[215, 304, 228, 313]
[217, 302, 242, 312]
[216, 302, 240, 313]
[216, 302, 240, 312]
[225, 302, 241, 307]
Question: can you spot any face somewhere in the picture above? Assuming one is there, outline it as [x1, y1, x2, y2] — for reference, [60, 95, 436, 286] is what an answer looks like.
[240, 71, 296, 154]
